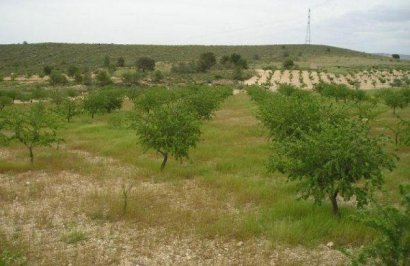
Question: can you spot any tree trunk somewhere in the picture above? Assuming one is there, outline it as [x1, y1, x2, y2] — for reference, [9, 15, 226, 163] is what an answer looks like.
[393, 106, 396, 115]
[160, 152, 168, 171]
[330, 191, 340, 216]
[29, 146, 34, 164]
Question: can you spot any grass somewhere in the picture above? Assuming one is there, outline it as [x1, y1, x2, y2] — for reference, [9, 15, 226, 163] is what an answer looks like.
[1, 90, 409, 264]
[55, 93, 408, 246]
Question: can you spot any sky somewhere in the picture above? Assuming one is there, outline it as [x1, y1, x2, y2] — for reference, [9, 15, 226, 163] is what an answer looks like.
[0, 0, 409, 54]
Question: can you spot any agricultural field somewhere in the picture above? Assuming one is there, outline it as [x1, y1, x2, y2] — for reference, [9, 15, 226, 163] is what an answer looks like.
[245, 69, 410, 90]
[0, 44, 410, 266]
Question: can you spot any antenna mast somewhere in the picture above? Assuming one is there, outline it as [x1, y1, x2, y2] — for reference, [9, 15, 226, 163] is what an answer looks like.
[305, 8, 311, 45]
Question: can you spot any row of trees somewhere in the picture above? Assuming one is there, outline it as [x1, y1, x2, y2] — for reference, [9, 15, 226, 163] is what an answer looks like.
[0, 86, 232, 167]
[172, 52, 249, 74]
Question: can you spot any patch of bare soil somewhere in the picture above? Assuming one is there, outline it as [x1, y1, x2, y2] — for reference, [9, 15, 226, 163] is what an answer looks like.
[280, 70, 290, 84]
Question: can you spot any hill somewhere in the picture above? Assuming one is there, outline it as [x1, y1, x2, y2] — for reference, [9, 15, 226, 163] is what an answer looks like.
[1, 43, 409, 75]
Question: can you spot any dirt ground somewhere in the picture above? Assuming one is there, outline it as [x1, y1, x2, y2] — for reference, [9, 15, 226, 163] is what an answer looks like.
[0, 147, 348, 265]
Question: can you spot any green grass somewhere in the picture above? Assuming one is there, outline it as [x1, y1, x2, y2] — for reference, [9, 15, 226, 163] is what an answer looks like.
[47, 93, 407, 247]
[1, 90, 409, 250]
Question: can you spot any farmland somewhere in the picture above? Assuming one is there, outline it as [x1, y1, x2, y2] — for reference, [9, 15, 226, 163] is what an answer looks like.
[0, 43, 410, 265]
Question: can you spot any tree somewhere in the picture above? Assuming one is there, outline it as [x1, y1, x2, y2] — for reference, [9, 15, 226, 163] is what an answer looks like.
[197, 52, 216, 72]
[384, 90, 407, 114]
[255, 90, 396, 215]
[49, 70, 68, 86]
[1, 104, 62, 163]
[351, 185, 409, 266]
[268, 113, 396, 215]
[117, 57, 125, 67]
[55, 98, 80, 122]
[133, 101, 201, 171]
[392, 54, 400, 60]
[83, 90, 123, 118]
[0, 96, 13, 111]
[136, 57, 155, 72]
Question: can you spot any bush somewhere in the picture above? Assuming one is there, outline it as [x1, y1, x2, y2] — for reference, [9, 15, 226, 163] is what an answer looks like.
[67, 66, 79, 77]
[95, 70, 112, 86]
[83, 72, 93, 86]
[351, 185, 410, 265]
[136, 57, 155, 72]
[43, 65, 53, 75]
[197, 52, 216, 72]
[0, 96, 13, 110]
[117, 57, 125, 67]
[49, 70, 68, 86]
[152, 70, 164, 82]
[171, 62, 197, 74]
[282, 59, 295, 69]
[121, 71, 141, 86]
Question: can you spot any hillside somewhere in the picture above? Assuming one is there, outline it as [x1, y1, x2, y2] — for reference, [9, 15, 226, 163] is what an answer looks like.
[1, 43, 409, 75]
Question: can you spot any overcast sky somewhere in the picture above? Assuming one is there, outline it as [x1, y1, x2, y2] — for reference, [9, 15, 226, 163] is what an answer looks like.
[1, 0, 409, 54]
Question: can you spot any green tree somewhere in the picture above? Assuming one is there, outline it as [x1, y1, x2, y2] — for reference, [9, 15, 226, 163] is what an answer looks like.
[384, 90, 407, 114]
[197, 52, 216, 72]
[392, 54, 400, 60]
[136, 57, 155, 72]
[269, 118, 395, 215]
[55, 98, 80, 122]
[1, 104, 62, 163]
[83, 90, 123, 118]
[133, 101, 201, 171]
[351, 185, 410, 266]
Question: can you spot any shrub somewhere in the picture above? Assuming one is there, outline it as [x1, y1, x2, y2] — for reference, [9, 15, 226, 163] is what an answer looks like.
[67, 66, 79, 77]
[121, 71, 141, 86]
[136, 57, 155, 72]
[0, 96, 13, 110]
[117, 57, 125, 67]
[152, 70, 164, 82]
[171, 62, 197, 74]
[49, 70, 68, 86]
[351, 185, 410, 265]
[197, 52, 216, 72]
[282, 59, 295, 69]
[43, 65, 53, 75]
[95, 70, 112, 86]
